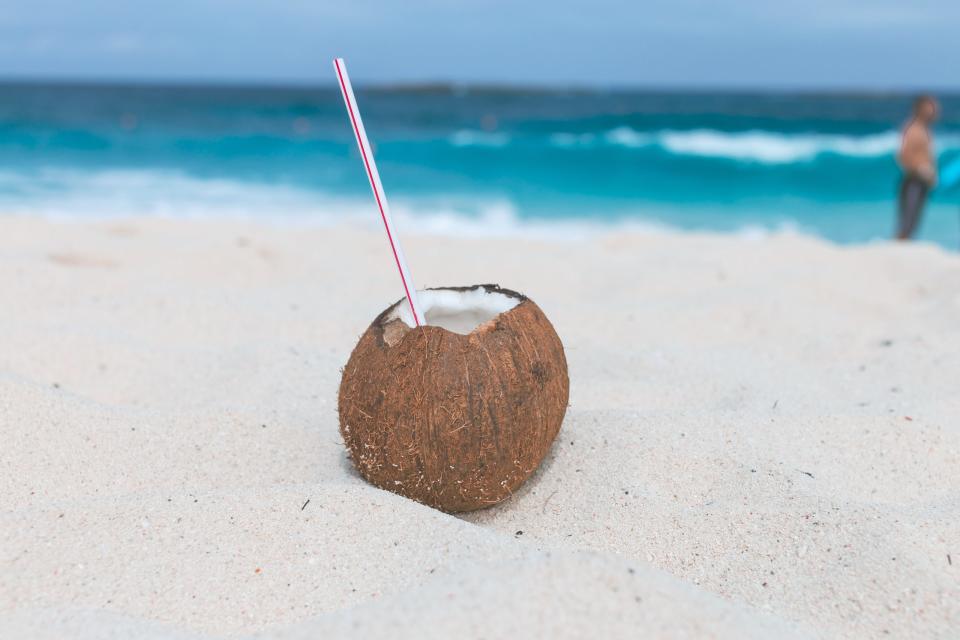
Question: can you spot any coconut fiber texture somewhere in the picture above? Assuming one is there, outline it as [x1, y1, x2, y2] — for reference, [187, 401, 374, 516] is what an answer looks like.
[339, 285, 569, 513]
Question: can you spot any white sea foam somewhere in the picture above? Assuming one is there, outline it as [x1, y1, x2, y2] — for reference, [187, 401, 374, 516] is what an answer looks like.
[550, 127, 960, 164]
[0, 167, 892, 244]
[0, 168, 328, 219]
[0, 167, 590, 239]
[448, 130, 511, 147]
[658, 129, 901, 163]
[604, 127, 654, 147]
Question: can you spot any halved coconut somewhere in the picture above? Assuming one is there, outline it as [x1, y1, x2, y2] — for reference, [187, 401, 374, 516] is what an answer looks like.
[338, 284, 568, 513]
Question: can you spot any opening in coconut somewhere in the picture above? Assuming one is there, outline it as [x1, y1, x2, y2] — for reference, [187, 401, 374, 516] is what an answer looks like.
[387, 286, 522, 335]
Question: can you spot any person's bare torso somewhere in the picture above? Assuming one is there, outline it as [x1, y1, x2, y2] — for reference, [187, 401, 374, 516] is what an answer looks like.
[898, 120, 935, 184]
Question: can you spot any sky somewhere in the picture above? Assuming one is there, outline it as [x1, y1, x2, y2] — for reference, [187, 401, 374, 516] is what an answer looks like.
[1, 0, 958, 89]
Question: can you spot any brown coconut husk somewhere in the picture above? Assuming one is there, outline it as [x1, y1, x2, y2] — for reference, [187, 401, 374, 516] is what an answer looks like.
[338, 284, 569, 513]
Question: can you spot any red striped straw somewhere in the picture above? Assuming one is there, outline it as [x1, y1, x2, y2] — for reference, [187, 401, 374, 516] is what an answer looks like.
[333, 58, 425, 327]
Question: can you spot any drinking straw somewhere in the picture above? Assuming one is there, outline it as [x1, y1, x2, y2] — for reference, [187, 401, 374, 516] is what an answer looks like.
[333, 58, 425, 327]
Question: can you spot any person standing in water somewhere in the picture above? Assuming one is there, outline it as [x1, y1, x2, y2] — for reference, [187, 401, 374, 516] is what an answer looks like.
[896, 95, 940, 240]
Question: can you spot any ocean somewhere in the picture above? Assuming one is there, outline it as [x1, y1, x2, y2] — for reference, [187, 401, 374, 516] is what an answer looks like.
[2, 82, 959, 246]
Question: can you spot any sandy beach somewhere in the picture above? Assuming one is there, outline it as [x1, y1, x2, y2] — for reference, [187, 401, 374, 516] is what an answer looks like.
[2, 216, 959, 639]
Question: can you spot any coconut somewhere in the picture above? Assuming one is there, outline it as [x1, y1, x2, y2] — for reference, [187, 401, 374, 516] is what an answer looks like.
[338, 284, 568, 513]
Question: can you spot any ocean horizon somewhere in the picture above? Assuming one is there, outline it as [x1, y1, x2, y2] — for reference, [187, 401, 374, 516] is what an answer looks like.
[3, 81, 959, 246]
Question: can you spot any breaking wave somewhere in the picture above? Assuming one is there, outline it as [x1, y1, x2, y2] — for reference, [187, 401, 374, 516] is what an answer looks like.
[0, 167, 588, 238]
[549, 127, 960, 164]
[655, 129, 901, 163]
[0, 166, 813, 240]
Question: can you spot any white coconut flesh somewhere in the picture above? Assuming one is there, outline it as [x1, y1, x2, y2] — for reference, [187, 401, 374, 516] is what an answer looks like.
[387, 288, 521, 335]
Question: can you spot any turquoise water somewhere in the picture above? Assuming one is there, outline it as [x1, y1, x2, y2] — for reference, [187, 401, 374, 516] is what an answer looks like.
[2, 82, 959, 246]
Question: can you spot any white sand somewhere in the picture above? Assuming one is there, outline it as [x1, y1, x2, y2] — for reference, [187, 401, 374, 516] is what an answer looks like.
[1, 216, 958, 639]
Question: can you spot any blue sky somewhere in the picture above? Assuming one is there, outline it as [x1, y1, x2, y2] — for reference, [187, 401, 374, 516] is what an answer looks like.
[1, 0, 958, 88]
